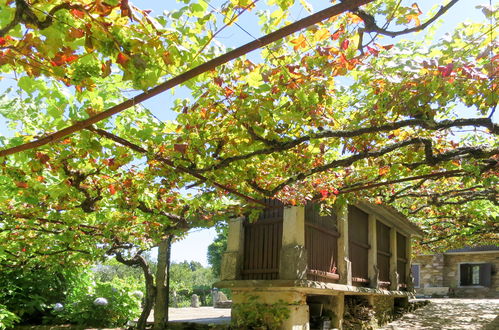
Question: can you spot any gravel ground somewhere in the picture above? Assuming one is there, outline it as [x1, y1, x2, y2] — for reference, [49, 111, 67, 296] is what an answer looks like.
[145, 299, 498, 329]
[147, 307, 231, 324]
[381, 299, 499, 330]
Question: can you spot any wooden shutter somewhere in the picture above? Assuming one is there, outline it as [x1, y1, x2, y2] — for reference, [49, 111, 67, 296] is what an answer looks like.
[460, 264, 472, 286]
[411, 264, 420, 288]
[479, 263, 492, 287]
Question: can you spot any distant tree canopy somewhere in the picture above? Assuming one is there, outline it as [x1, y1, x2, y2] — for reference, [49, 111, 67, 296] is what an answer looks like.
[207, 223, 229, 278]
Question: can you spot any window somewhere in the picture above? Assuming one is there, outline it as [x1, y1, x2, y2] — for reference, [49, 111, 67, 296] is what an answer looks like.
[459, 263, 492, 287]
[411, 264, 420, 288]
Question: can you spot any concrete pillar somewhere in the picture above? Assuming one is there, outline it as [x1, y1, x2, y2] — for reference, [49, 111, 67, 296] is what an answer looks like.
[220, 217, 244, 280]
[330, 293, 345, 329]
[336, 203, 351, 285]
[389, 227, 399, 290]
[279, 206, 307, 280]
[368, 214, 378, 288]
[406, 235, 413, 290]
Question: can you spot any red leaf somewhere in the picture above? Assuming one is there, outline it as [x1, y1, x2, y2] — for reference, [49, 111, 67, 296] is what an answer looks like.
[332, 188, 340, 195]
[320, 189, 329, 199]
[116, 52, 129, 65]
[0, 37, 6, 46]
[438, 63, 454, 77]
[331, 28, 344, 40]
[65, 55, 79, 63]
[109, 184, 116, 195]
[70, 9, 85, 18]
[341, 39, 350, 50]
[224, 87, 234, 97]
[366, 46, 379, 56]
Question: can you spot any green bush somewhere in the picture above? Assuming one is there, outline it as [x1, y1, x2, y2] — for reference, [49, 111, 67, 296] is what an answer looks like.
[232, 296, 290, 329]
[0, 305, 20, 330]
[0, 267, 67, 324]
[50, 271, 142, 328]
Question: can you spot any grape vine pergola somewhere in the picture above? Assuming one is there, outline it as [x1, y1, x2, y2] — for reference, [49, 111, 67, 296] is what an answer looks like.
[0, 0, 497, 328]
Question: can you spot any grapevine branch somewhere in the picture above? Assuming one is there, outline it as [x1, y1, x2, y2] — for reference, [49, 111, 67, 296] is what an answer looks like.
[0, 0, 375, 157]
[86, 126, 267, 207]
[195, 117, 498, 173]
[0, 0, 87, 37]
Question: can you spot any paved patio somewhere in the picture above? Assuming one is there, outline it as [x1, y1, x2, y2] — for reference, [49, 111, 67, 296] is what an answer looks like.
[381, 299, 499, 330]
[146, 299, 499, 329]
[148, 307, 231, 324]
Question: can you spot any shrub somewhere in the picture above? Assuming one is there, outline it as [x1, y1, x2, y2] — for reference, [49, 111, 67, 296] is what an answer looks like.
[50, 270, 142, 328]
[232, 296, 290, 329]
[0, 267, 67, 324]
[0, 305, 20, 330]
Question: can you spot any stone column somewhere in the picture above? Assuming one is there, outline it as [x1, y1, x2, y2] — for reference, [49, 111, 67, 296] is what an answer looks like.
[336, 203, 351, 285]
[368, 214, 378, 288]
[330, 293, 345, 329]
[220, 217, 244, 280]
[389, 227, 399, 290]
[279, 206, 307, 280]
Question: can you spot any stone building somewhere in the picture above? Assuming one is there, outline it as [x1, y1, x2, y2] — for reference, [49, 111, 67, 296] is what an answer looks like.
[412, 245, 499, 298]
[215, 200, 423, 329]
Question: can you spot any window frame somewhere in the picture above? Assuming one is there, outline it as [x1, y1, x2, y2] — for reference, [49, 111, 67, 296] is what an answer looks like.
[457, 262, 489, 288]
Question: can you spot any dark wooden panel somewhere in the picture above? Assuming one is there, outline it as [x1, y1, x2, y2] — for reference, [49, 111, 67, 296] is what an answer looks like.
[376, 221, 391, 283]
[242, 199, 283, 280]
[305, 223, 339, 283]
[377, 254, 390, 282]
[348, 206, 369, 283]
[397, 233, 407, 284]
[377, 221, 391, 254]
[305, 203, 337, 231]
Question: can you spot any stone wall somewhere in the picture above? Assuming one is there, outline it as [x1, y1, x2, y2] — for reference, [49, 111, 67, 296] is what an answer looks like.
[443, 252, 499, 298]
[414, 254, 445, 288]
[414, 252, 499, 298]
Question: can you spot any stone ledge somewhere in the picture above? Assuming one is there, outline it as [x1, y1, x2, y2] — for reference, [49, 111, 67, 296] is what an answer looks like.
[214, 280, 413, 297]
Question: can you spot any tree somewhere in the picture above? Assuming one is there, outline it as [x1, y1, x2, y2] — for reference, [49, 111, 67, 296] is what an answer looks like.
[0, 0, 497, 327]
[207, 223, 228, 278]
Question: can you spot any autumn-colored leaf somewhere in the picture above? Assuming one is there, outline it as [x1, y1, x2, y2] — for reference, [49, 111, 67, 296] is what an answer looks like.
[35, 152, 50, 164]
[290, 34, 307, 51]
[16, 182, 28, 189]
[70, 9, 85, 18]
[174, 143, 188, 154]
[109, 184, 116, 195]
[379, 166, 390, 176]
[406, 14, 421, 26]
[341, 39, 350, 50]
[224, 87, 234, 97]
[101, 59, 112, 77]
[320, 189, 328, 199]
[366, 46, 379, 56]
[69, 28, 85, 39]
[331, 27, 344, 40]
[116, 52, 130, 65]
[438, 63, 454, 77]
[314, 28, 330, 42]
[162, 51, 172, 66]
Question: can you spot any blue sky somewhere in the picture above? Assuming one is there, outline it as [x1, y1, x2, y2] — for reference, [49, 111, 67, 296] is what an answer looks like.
[0, 0, 495, 266]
